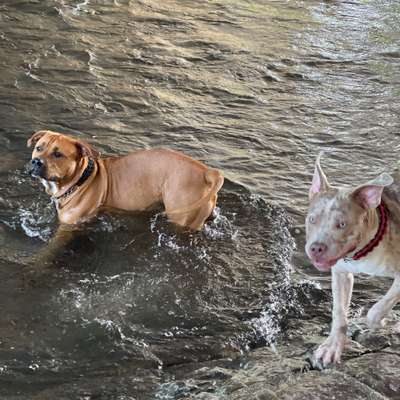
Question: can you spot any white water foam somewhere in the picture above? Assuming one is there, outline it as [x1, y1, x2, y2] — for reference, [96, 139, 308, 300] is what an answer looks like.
[3, 203, 54, 241]
[203, 207, 238, 240]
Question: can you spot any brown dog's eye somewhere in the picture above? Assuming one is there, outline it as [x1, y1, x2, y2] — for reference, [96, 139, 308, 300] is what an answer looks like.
[36, 146, 43, 152]
[53, 151, 64, 158]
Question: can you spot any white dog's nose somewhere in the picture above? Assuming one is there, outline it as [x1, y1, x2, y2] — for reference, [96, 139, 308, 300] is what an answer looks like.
[309, 242, 328, 258]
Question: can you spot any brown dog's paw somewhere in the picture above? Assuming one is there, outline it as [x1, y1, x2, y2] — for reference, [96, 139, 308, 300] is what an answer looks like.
[21, 263, 54, 287]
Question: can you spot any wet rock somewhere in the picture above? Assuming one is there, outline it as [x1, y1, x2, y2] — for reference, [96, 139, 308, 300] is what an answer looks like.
[273, 370, 387, 400]
[195, 394, 224, 400]
[230, 387, 279, 400]
[223, 347, 307, 400]
[344, 352, 400, 398]
[163, 318, 400, 400]
[354, 323, 400, 352]
[192, 366, 233, 381]
[354, 330, 391, 350]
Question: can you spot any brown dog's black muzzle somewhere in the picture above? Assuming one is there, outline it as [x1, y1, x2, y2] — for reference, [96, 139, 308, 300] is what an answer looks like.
[29, 157, 46, 178]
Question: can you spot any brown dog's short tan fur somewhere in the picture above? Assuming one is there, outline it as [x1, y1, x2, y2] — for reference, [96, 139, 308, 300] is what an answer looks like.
[27, 130, 223, 268]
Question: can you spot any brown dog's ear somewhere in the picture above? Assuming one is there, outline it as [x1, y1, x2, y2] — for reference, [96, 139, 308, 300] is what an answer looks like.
[75, 140, 101, 159]
[27, 131, 47, 148]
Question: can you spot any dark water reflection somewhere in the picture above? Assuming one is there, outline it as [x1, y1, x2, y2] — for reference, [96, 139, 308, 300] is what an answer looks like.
[0, 0, 400, 398]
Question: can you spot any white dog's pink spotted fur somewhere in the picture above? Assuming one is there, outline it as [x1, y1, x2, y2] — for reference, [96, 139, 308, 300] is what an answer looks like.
[305, 153, 400, 366]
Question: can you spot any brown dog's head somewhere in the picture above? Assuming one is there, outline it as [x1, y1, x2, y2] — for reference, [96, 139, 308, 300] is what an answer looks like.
[305, 152, 393, 271]
[27, 130, 100, 185]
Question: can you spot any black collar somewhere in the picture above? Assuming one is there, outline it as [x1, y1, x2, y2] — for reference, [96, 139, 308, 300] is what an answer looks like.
[54, 158, 95, 201]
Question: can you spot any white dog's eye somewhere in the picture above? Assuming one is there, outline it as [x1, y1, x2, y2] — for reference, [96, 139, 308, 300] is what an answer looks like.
[308, 215, 316, 224]
[338, 221, 346, 229]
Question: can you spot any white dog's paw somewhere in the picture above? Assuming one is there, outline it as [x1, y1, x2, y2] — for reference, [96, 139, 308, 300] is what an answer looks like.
[366, 307, 387, 330]
[314, 334, 346, 367]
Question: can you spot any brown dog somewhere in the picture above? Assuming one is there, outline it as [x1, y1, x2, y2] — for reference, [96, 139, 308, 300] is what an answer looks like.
[27, 130, 224, 267]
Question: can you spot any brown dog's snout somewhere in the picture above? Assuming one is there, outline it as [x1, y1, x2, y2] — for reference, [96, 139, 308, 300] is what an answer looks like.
[31, 157, 43, 167]
[30, 157, 45, 177]
[309, 242, 328, 258]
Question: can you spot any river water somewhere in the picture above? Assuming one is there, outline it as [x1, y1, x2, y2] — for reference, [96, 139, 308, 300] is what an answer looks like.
[0, 0, 399, 399]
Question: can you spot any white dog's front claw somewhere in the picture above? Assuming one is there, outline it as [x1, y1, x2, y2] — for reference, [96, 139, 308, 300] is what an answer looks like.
[314, 334, 346, 366]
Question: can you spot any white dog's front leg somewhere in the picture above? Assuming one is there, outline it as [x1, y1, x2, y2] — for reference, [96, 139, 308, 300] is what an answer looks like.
[315, 268, 353, 366]
[367, 277, 400, 329]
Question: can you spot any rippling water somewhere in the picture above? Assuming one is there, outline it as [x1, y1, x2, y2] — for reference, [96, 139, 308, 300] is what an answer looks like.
[0, 0, 399, 398]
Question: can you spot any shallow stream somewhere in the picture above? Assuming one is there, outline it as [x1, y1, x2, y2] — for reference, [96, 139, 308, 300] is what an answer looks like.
[0, 1, 399, 398]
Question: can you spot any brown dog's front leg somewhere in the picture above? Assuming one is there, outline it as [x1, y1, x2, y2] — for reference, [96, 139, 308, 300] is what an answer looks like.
[24, 224, 79, 281]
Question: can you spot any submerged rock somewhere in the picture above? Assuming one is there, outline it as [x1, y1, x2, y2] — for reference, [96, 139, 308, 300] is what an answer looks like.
[159, 323, 400, 399]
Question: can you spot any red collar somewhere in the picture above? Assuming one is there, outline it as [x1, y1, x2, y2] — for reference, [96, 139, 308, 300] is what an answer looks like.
[352, 202, 388, 261]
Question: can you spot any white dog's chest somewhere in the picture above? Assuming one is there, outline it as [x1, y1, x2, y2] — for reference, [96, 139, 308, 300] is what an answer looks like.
[335, 249, 396, 277]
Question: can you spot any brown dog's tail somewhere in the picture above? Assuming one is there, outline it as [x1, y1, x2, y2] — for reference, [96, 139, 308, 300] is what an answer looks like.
[164, 169, 224, 216]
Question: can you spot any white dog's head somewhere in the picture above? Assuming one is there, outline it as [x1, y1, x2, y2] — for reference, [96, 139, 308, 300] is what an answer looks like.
[305, 153, 392, 271]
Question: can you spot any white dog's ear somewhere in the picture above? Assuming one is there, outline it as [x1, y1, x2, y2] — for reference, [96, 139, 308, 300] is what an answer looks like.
[352, 173, 393, 209]
[309, 152, 331, 200]
[75, 139, 100, 159]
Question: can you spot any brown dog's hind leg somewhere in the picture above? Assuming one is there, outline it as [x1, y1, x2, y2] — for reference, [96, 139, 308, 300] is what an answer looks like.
[164, 192, 216, 231]
[168, 193, 218, 231]
[163, 169, 223, 230]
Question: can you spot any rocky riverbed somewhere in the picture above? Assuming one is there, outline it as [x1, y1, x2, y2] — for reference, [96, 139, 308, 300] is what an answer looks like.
[157, 290, 400, 400]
